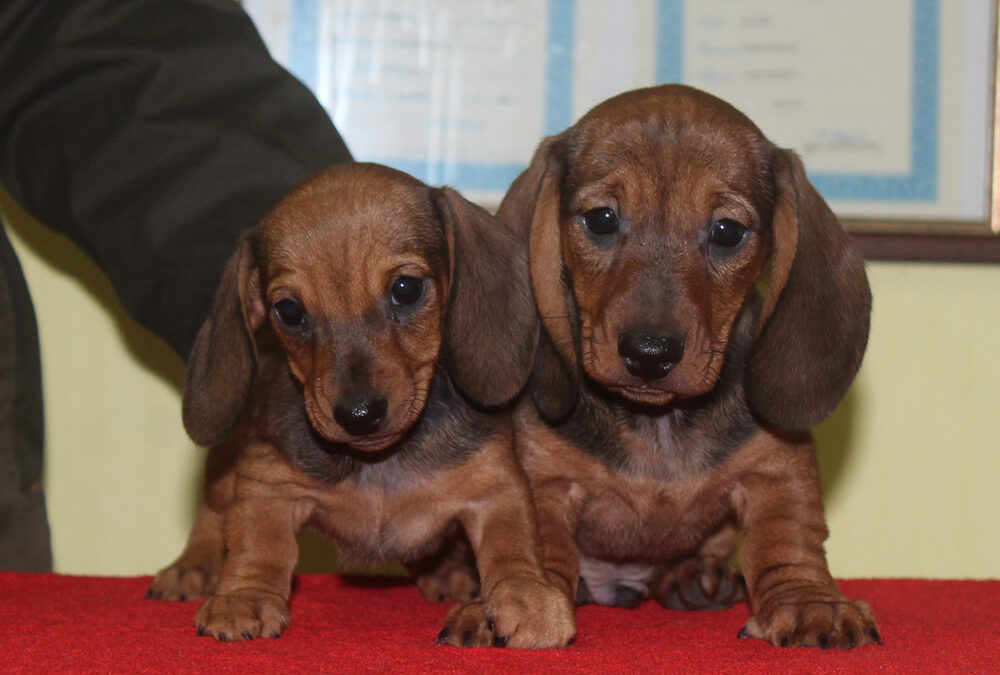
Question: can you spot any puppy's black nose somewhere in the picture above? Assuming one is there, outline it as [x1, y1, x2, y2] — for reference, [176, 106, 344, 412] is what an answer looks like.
[333, 395, 388, 436]
[618, 331, 684, 381]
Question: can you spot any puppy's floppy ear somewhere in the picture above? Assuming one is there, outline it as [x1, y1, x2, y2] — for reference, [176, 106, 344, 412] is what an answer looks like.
[497, 136, 579, 421]
[435, 187, 538, 407]
[747, 150, 872, 430]
[182, 230, 267, 445]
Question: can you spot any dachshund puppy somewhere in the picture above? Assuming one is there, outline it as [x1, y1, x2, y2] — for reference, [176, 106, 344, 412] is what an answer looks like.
[498, 84, 878, 649]
[147, 163, 575, 649]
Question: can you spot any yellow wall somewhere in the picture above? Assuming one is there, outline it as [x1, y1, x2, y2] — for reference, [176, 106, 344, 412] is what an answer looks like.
[816, 261, 1000, 578]
[3, 190, 998, 579]
[2, 192, 202, 576]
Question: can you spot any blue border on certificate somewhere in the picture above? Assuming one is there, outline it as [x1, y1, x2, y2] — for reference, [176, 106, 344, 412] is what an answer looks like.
[289, 0, 319, 95]
[655, 0, 939, 203]
[287, 0, 575, 192]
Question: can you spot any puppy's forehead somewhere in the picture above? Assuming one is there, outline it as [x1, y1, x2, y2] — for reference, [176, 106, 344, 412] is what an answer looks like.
[259, 163, 443, 268]
[566, 85, 773, 195]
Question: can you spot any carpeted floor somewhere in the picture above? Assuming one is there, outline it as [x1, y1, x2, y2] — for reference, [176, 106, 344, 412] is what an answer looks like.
[1, 573, 997, 673]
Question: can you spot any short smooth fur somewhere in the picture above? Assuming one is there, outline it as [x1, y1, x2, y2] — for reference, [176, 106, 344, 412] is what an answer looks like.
[148, 163, 575, 649]
[499, 85, 878, 649]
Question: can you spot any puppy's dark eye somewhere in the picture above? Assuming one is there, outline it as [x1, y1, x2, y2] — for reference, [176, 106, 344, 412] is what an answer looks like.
[274, 298, 306, 327]
[581, 207, 619, 236]
[390, 276, 425, 306]
[708, 218, 748, 250]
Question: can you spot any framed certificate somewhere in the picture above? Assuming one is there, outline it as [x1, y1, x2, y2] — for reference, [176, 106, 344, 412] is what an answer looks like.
[244, 0, 1000, 260]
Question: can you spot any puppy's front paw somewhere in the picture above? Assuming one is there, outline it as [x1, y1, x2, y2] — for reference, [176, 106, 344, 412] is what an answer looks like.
[414, 561, 480, 603]
[147, 561, 219, 602]
[437, 578, 575, 649]
[195, 590, 290, 641]
[485, 578, 576, 649]
[653, 557, 745, 611]
[739, 593, 880, 649]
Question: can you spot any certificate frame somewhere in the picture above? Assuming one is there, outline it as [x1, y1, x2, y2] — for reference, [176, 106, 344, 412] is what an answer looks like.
[848, 0, 1000, 262]
[247, 0, 1000, 262]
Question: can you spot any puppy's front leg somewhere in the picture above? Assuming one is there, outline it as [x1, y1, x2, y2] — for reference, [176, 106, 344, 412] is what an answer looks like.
[437, 446, 575, 649]
[148, 442, 239, 601]
[195, 468, 311, 641]
[515, 427, 585, 604]
[529, 476, 585, 604]
[733, 432, 880, 649]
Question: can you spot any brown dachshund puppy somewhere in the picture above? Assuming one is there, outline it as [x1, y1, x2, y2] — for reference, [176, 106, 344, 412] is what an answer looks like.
[146, 163, 575, 649]
[498, 84, 878, 649]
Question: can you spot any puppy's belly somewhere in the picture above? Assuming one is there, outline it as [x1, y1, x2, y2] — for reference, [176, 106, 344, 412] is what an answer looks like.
[578, 556, 656, 606]
[308, 495, 457, 565]
[575, 512, 693, 563]
[573, 485, 728, 563]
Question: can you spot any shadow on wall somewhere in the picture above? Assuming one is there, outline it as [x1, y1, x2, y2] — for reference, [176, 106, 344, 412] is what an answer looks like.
[814, 383, 864, 499]
[0, 187, 187, 394]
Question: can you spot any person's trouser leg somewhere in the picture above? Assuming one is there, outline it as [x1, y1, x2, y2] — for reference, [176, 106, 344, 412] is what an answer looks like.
[0, 223, 52, 571]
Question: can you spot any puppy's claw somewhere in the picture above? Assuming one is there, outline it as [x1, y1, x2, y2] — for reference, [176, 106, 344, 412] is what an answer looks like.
[436, 627, 451, 645]
[492, 634, 510, 648]
[737, 626, 750, 639]
[745, 596, 879, 649]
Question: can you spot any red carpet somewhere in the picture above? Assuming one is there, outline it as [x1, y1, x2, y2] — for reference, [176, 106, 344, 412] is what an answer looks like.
[0, 573, 996, 673]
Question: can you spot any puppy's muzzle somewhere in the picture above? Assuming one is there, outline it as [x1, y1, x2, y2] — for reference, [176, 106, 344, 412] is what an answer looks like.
[618, 330, 685, 381]
[333, 392, 389, 436]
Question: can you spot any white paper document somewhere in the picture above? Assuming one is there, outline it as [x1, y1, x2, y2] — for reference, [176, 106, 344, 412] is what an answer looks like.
[245, 0, 992, 221]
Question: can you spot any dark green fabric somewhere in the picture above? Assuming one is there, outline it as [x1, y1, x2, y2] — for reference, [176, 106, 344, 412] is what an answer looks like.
[0, 0, 352, 569]
[0, 0, 352, 357]
[0, 224, 51, 571]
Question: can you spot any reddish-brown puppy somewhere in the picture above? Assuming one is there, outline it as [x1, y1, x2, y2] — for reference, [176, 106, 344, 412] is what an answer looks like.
[499, 85, 878, 649]
[147, 163, 575, 649]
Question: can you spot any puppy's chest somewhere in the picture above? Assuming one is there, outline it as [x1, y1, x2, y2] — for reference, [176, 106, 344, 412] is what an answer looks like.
[575, 472, 732, 561]
[306, 476, 459, 562]
[614, 414, 719, 480]
[574, 418, 734, 559]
